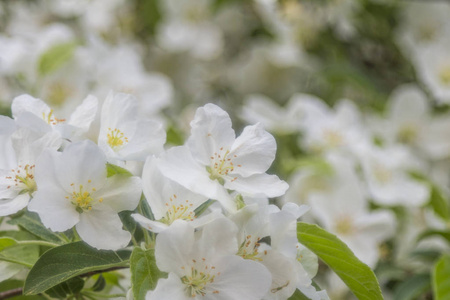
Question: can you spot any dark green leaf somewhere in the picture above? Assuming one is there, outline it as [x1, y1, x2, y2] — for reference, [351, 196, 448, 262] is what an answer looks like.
[24, 241, 130, 295]
[46, 277, 84, 298]
[393, 274, 430, 300]
[92, 274, 106, 292]
[287, 289, 310, 300]
[297, 222, 383, 300]
[130, 247, 166, 300]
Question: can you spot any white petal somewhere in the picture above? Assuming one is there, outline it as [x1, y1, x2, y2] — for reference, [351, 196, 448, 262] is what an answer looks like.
[76, 205, 131, 250]
[118, 119, 166, 160]
[230, 123, 276, 176]
[147, 273, 190, 300]
[11, 94, 50, 119]
[187, 103, 235, 166]
[143, 155, 209, 220]
[28, 187, 79, 232]
[0, 193, 30, 217]
[131, 214, 169, 233]
[97, 175, 141, 212]
[158, 146, 236, 213]
[196, 217, 238, 258]
[68, 95, 98, 132]
[56, 140, 107, 190]
[224, 173, 289, 198]
[210, 255, 271, 300]
[155, 220, 194, 274]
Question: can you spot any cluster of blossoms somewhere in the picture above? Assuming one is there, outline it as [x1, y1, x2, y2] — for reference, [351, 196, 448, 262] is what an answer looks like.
[0, 94, 329, 300]
[1, 0, 450, 299]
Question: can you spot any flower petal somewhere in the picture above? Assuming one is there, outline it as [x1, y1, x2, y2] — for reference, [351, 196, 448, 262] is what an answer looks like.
[76, 205, 131, 250]
[230, 123, 276, 176]
[187, 103, 235, 166]
[97, 175, 141, 212]
[224, 173, 289, 198]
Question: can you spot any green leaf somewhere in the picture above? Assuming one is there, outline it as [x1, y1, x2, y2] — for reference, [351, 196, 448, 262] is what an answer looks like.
[194, 199, 215, 217]
[0, 237, 18, 251]
[393, 274, 430, 300]
[297, 222, 383, 300]
[106, 163, 133, 177]
[46, 276, 85, 298]
[417, 230, 450, 244]
[24, 241, 130, 295]
[7, 211, 65, 244]
[37, 42, 77, 76]
[92, 274, 106, 292]
[433, 255, 450, 300]
[287, 289, 310, 300]
[0, 236, 39, 268]
[428, 185, 450, 220]
[119, 210, 137, 235]
[130, 247, 166, 300]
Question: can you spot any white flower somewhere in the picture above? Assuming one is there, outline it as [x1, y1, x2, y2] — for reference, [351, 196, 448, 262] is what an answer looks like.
[28, 140, 142, 250]
[415, 40, 450, 104]
[98, 92, 166, 162]
[299, 98, 369, 155]
[132, 156, 219, 233]
[357, 144, 429, 207]
[158, 103, 288, 213]
[11, 94, 98, 141]
[370, 84, 450, 160]
[147, 217, 272, 300]
[0, 119, 61, 217]
[157, 0, 223, 60]
[308, 154, 396, 267]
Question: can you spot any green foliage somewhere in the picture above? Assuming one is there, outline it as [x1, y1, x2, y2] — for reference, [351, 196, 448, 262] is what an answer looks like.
[0, 231, 40, 269]
[8, 211, 65, 244]
[45, 276, 85, 298]
[393, 274, 430, 300]
[433, 255, 450, 300]
[297, 222, 383, 300]
[287, 289, 310, 300]
[37, 42, 77, 76]
[106, 163, 133, 178]
[24, 241, 130, 295]
[194, 199, 215, 217]
[130, 247, 166, 300]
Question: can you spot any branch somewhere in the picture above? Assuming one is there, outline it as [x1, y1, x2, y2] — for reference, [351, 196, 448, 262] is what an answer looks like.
[0, 288, 22, 300]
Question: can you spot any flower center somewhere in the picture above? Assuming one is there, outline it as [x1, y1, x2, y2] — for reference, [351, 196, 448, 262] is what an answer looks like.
[207, 148, 240, 183]
[398, 124, 418, 144]
[42, 109, 65, 125]
[46, 82, 73, 107]
[237, 234, 262, 261]
[67, 183, 102, 212]
[323, 129, 344, 148]
[335, 216, 355, 235]
[439, 66, 450, 86]
[6, 164, 37, 194]
[373, 164, 392, 184]
[181, 260, 219, 297]
[107, 128, 128, 150]
[161, 194, 196, 225]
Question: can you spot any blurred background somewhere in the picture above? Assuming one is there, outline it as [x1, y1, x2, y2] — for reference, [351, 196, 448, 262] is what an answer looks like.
[2, 0, 450, 299]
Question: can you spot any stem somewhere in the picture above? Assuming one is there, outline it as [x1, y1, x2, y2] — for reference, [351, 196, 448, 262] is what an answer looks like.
[0, 257, 33, 268]
[17, 240, 59, 248]
[0, 288, 22, 300]
[82, 291, 127, 298]
[80, 265, 129, 278]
